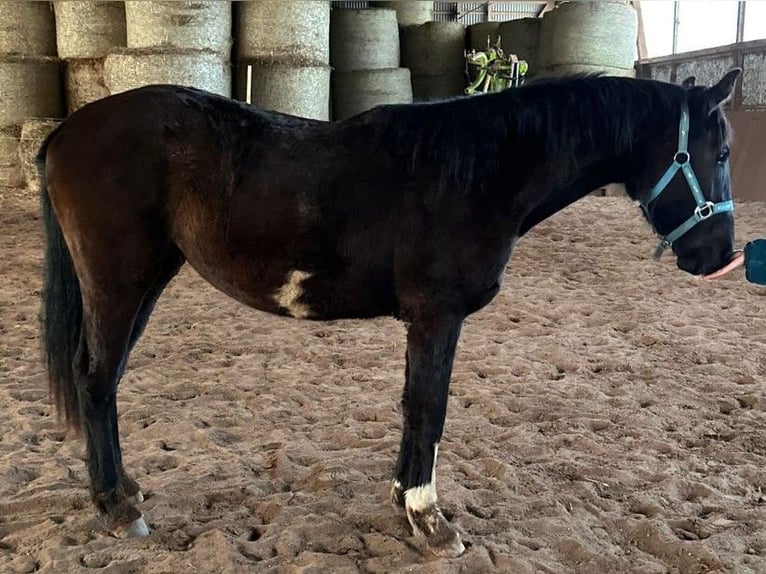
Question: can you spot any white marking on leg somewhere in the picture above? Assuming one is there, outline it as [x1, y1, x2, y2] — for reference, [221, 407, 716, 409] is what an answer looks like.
[404, 483, 437, 512]
[273, 270, 313, 318]
[404, 442, 439, 513]
[402, 443, 464, 555]
[391, 478, 405, 505]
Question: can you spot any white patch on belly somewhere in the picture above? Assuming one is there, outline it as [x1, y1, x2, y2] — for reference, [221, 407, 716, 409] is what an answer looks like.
[404, 442, 439, 512]
[273, 270, 313, 318]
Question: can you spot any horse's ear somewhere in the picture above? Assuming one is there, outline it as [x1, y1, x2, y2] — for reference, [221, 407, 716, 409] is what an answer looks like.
[703, 68, 741, 113]
[681, 76, 696, 88]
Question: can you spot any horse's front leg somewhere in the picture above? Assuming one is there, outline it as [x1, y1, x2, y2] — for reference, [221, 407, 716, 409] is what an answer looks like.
[392, 314, 465, 557]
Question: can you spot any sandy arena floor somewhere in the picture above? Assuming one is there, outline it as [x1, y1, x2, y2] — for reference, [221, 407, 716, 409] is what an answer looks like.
[1, 189, 765, 574]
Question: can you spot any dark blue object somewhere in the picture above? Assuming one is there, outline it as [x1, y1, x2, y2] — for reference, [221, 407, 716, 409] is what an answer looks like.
[745, 239, 766, 285]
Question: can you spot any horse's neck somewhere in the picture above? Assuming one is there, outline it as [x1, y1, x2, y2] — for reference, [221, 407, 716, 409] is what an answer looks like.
[517, 160, 624, 236]
[512, 86, 663, 235]
[543, 101, 639, 177]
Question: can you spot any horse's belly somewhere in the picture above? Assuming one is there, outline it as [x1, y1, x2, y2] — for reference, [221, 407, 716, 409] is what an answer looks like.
[274, 268, 397, 320]
[183, 248, 396, 321]
[172, 190, 398, 320]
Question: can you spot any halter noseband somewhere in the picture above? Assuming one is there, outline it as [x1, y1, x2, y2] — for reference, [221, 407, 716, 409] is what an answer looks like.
[641, 101, 733, 259]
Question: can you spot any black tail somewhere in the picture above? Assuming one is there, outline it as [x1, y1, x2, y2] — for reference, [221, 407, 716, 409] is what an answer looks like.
[39, 131, 83, 433]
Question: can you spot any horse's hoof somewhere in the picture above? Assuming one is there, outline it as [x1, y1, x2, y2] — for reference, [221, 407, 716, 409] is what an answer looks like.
[113, 516, 150, 538]
[427, 532, 466, 558]
[407, 506, 465, 558]
[127, 490, 144, 504]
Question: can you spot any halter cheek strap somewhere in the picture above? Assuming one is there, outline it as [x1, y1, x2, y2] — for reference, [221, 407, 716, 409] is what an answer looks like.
[641, 101, 734, 259]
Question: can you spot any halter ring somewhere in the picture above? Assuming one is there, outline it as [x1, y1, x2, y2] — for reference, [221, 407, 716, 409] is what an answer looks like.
[694, 201, 715, 221]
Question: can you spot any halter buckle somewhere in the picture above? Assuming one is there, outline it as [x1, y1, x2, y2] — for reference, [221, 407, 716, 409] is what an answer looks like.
[694, 201, 714, 221]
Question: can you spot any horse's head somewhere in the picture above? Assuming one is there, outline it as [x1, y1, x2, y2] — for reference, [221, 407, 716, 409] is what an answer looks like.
[628, 68, 741, 277]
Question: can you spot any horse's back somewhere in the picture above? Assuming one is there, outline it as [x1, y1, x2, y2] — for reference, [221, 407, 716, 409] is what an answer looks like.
[43, 86, 404, 320]
[44, 85, 321, 244]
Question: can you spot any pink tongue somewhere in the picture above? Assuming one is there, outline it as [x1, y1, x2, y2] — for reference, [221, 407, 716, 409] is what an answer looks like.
[702, 250, 745, 280]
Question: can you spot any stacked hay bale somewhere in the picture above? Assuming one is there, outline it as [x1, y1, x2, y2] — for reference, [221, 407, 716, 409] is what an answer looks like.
[468, 22, 500, 52]
[0, 2, 62, 188]
[234, 1, 330, 120]
[400, 22, 466, 101]
[331, 8, 412, 121]
[0, 126, 23, 189]
[20, 119, 62, 191]
[538, 1, 637, 77]
[497, 18, 541, 77]
[370, 1, 433, 26]
[54, 1, 126, 113]
[105, 2, 232, 97]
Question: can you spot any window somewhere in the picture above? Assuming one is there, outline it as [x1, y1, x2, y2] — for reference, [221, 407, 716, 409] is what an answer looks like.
[641, 1, 675, 57]
[744, 1, 766, 41]
[676, 1, 738, 52]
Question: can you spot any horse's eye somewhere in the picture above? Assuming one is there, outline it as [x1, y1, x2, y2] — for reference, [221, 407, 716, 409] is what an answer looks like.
[716, 148, 730, 163]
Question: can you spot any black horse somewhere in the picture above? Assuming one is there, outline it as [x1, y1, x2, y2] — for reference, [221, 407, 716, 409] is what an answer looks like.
[39, 69, 741, 556]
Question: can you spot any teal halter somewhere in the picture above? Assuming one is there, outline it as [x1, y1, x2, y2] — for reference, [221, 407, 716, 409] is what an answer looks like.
[642, 101, 734, 259]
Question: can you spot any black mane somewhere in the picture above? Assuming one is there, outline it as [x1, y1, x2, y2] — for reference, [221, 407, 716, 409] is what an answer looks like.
[379, 75, 688, 196]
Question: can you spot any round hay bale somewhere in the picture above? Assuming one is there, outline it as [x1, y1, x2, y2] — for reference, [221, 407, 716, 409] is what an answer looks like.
[411, 73, 465, 101]
[0, 2, 56, 57]
[64, 59, 110, 114]
[54, 2, 126, 59]
[0, 125, 23, 188]
[497, 18, 541, 75]
[539, 2, 637, 70]
[124, 1, 232, 55]
[330, 9, 399, 72]
[104, 50, 231, 97]
[333, 68, 412, 121]
[235, 61, 330, 121]
[370, 1, 433, 26]
[539, 63, 636, 78]
[400, 22, 466, 77]
[19, 119, 61, 190]
[468, 22, 500, 52]
[235, 1, 330, 65]
[0, 57, 63, 128]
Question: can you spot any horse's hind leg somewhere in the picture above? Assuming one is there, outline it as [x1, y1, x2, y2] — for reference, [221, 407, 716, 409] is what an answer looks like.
[74, 290, 149, 536]
[73, 246, 183, 537]
[113, 249, 185, 506]
[393, 314, 465, 557]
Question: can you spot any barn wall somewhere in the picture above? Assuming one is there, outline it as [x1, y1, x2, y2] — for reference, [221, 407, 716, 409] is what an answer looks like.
[635, 39, 766, 110]
[729, 111, 766, 202]
[331, 2, 544, 23]
[432, 2, 543, 23]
